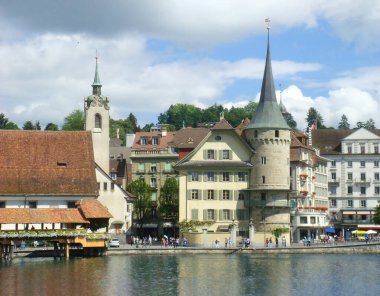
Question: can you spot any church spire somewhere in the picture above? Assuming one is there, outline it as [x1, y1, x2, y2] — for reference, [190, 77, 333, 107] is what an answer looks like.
[245, 19, 290, 130]
[92, 52, 102, 96]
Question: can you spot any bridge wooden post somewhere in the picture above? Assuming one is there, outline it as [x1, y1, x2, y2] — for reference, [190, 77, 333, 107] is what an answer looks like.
[65, 240, 69, 259]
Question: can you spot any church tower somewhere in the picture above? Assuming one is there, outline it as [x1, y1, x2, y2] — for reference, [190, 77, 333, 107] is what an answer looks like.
[84, 56, 110, 173]
[244, 21, 291, 235]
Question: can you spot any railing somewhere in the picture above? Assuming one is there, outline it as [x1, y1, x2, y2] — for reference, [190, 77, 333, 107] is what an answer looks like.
[328, 178, 340, 183]
[341, 219, 373, 224]
[354, 178, 371, 184]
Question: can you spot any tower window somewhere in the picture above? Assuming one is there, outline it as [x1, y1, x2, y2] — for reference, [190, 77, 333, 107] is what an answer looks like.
[95, 113, 102, 129]
[275, 130, 279, 138]
[262, 176, 266, 184]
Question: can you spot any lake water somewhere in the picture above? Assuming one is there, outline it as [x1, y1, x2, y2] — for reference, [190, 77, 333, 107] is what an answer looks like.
[1, 254, 380, 296]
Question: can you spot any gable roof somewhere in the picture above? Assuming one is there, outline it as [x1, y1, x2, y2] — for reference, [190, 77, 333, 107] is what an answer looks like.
[211, 118, 234, 130]
[171, 127, 210, 149]
[343, 127, 380, 140]
[0, 130, 97, 196]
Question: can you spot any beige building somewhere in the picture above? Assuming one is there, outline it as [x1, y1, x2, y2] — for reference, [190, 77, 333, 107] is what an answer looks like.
[175, 118, 253, 246]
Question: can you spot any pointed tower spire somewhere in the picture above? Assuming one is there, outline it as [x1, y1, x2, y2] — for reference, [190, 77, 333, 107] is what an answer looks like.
[92, 51, 102, 95]
[245, 19, 290, 130]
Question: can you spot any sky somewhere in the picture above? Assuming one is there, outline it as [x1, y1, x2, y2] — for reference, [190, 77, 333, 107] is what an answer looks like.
[0, 0, 380, 131]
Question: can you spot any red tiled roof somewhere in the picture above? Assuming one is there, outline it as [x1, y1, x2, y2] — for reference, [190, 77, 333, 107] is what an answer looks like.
[132, 131, 175, 150]
[76, 199, 113, 219]
[172, 127, 209, 149]
[0, 208, 89, 224]
[235, 118, 251, 136]
[0, 130, 97, 196]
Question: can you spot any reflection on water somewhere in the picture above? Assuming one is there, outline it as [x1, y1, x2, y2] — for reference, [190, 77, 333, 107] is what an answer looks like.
[1, 254, 380, 296]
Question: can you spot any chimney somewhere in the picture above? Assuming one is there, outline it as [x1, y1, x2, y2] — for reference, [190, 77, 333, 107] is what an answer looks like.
[162, 126, 167, 137]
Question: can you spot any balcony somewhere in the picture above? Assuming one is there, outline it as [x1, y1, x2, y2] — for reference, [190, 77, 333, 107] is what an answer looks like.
[297, 206, 328, 213]
[328, 178, 340, 184]
[341, 219, 373, 225]
[354, 178, 371, 185]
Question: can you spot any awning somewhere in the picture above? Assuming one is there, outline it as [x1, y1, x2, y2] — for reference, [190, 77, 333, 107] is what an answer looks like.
[342, 211, 372, 215]
[111, 220, 124, 225]
[135, 223, 158, 228]
[325, 228, 335, 233]
[358, 225, 380, 229]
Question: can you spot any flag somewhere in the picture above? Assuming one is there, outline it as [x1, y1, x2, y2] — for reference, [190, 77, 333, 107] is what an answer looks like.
[310, 119, 317, 130]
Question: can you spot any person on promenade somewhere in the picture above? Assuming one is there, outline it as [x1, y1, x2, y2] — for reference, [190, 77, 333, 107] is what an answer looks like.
[275, 237, 279, 248]
[265, 238, 269, 247]
[148, 235, 152, 247]
[269, 238, 272, 248]
[215, 239, 219, 248]
[228, 237, 232, 248]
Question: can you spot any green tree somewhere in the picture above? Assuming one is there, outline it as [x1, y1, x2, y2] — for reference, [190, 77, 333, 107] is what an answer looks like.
[225, 106, 252, 127]
[283, 112, 297, 130]
[364, 118, 376, 129]
[201, 104, 225, 123]
[305, 107, 325, 129]
[35, 121, 41, 130]
[23, 120, 35, 130]
[244, 101, 258, 115]
[45, 123, 59, 131]
[338, 114, 350, 129]
[0, 113, 19, 130]
[374, 202, 380, 225]
[158, 177, 179, 234]
[62, 109, 84, 131]
[271, 227, 289, 238]
[126, 178, 152, 235]
[141, 123, 155, 132]
[160, 104, 203, 129]
[127, 113, 140, 132]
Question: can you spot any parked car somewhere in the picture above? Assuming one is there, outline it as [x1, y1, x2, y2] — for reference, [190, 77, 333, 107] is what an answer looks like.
[109, 238, 120, 247]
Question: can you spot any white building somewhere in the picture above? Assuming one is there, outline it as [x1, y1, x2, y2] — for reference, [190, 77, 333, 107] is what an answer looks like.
[312, 128, 380, 237]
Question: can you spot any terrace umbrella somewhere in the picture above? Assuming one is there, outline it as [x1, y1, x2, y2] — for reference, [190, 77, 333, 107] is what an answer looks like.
[366, 230, 377, 234]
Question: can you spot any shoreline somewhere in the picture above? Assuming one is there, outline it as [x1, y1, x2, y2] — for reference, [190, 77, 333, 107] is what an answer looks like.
[9, 241, 380, 258]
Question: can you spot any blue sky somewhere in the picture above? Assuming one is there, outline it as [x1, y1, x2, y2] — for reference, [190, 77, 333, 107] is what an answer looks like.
[0, 0, 380, 131]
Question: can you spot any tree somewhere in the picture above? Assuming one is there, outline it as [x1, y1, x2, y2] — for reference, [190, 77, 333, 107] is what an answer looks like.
[127, 113, 140, 132]
[283, 112, 297, 130]
[45, 123, 59, 131]
[158, 177, 179, 234]
[364, 118, 376, 129]
[305, 107, 325, 129]
[374, 202, 380, 225]
[271, 227, 289, 238]
[126, 178, 152, 235]
[159, 104, 203, 129]
[62, 109, 84, 131]
[35, 121, 41, 130]
[23, 120, 35, 130]
[338, 114, 350, 129]
[0, 113, 19, 130]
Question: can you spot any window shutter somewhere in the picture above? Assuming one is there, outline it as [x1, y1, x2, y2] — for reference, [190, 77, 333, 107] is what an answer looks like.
[203, 190, 207, 200]
[187, 173, 191, 182]
[203, 173, 207, 182]
[219, 150, 222, 160]
[198, 190, 202, 200]
[219, 209, 223, 221]
[214, 150, 217, 160]
[234, 173, 238, 182]
[219, 190, 223, 200]
[187, 190, 191, 200]
[203, 149, 207, 160]
[234, 190, 239, 200]
[230, 210, 234, 220]
[229, 150, 233, 160]
[203, 209, 207, 220]
[219, 173, 223, 182]
[213, 209, 217, 220]
[214, 190, 218, 200]
[229, 190, 232, 200]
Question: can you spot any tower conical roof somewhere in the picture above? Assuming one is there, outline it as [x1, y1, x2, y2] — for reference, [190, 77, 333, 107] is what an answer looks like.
[246, 32, 290, 130]
[92, 57, 101, 87]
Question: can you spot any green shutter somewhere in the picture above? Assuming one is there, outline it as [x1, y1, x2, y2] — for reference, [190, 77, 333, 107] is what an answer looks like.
[234, 190, 238, 201]
[198, 190, 202, 200]
[203, 190, 207, 200]
[219, 190, 223, 200]
[219, 209, 223, 221]
[187, 173, 191, 182]
[229, 150, 233, 160]
[203, 209, 207, 220]
[187, 190, 191, 200]
[203, 149, 207, 160]
[219, 150, 222, 160]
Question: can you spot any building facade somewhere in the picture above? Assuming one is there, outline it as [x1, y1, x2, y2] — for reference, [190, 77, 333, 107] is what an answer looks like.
[312, 128, 380, 237]
[290, 131, 329, 242]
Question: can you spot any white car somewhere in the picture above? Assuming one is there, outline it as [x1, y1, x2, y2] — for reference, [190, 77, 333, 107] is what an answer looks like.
[109, 238, 120, 247]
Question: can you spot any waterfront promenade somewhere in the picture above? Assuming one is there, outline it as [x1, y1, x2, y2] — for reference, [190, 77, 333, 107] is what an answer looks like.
[11, 240, 380, 258]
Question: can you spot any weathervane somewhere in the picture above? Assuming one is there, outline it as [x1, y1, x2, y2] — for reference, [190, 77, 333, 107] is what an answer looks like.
[95, 49, 98, 61]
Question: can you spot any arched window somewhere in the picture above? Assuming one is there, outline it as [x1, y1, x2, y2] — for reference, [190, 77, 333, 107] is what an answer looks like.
[95, 113, 102, 129]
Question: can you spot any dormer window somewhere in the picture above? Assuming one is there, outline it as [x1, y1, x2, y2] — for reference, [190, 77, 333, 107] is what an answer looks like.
[95, 113, 102, 129]
[152, 137, 159, 145]
[141, 137, 147, 145]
